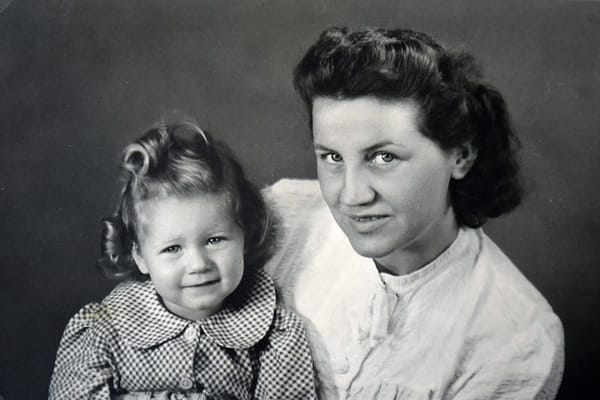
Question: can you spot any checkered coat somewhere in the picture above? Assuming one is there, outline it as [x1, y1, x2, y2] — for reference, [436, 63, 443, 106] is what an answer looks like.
[49, 270, 316, 399]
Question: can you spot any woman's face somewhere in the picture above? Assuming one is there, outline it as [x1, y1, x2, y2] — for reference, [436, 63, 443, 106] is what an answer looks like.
[312, 97, 468, 274]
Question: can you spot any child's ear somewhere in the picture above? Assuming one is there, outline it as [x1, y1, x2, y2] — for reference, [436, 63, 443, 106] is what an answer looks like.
[131, 243, 149, 275]
[451, 142, 478, 180]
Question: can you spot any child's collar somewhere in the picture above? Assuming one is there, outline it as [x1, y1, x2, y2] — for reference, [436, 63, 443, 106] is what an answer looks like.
[102, 269, 277, 350]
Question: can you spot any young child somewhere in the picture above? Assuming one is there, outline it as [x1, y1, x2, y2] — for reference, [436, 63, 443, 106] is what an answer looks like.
[49, 122, 317, 400]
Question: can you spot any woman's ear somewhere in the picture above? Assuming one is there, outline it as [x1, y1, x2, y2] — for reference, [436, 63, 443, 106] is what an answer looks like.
[131, 243, 149, 274]
[451, 142, 478, 180]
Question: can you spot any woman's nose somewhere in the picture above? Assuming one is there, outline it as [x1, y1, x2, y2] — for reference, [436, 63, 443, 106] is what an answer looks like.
[339, 167, 375, 206]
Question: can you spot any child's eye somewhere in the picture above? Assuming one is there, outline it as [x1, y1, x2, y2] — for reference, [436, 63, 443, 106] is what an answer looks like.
[320, 152, 343, 164]
[162, 245, 181, 254]
[207, 236, 226, 245]
[369, 151, 397, 165]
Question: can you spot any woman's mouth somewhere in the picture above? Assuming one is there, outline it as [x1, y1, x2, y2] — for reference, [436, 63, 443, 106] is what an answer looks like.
[345, 214, 390, 233]
[352, 215, 385, 222]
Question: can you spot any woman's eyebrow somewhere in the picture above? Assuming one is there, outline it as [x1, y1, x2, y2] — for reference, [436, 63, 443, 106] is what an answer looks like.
[363, 141, 395, 152]
[313, 143, 334, 151]
[314, 141, 407, 153]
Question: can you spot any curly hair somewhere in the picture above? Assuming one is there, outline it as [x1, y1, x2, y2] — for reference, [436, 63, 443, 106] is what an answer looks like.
[97, 121, 274, 294]
[293, 27, 522, 227]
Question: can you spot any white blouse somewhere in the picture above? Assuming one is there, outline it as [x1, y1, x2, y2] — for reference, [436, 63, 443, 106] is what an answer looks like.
[263, 179, 564, 400]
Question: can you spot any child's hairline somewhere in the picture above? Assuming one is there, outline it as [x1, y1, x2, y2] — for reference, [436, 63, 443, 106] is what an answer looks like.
[130, 186, 240, 246]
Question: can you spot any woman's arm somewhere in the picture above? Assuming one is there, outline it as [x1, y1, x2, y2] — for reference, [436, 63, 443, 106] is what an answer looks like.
[449, 314, 564, 400]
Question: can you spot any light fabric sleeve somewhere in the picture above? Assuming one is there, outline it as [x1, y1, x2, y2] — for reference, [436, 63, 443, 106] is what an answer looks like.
[448, 313, 564, 400]
[254, 307, 318, 399]
[49, 303, 115, 400]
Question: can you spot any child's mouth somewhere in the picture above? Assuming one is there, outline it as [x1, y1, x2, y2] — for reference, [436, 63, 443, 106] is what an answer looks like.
[184, 279, 219, 288]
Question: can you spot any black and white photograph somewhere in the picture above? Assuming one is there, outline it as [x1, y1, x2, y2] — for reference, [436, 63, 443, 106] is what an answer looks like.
[0, 0, 598, 399]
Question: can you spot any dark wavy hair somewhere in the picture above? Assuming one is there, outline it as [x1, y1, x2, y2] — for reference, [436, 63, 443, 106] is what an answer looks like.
[294, 27, 523, 227]
[97, 121, 274, 300]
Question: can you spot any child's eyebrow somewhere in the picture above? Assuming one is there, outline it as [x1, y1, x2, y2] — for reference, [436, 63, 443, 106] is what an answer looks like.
[149, 236, 183, 247]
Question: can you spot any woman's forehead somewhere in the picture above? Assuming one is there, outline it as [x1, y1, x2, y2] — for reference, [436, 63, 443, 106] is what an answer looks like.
[313, 96, 419, 124]
[312, 97, 426, 148]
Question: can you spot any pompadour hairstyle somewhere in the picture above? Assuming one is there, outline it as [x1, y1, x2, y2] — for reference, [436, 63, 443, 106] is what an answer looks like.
[294, 27, 523, 227]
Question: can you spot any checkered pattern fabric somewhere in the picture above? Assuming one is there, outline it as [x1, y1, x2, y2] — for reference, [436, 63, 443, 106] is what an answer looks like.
[49, 269, 317, 400]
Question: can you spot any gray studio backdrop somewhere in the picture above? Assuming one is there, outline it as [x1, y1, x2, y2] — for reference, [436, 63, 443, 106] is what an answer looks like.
[1, 0, 598, 398]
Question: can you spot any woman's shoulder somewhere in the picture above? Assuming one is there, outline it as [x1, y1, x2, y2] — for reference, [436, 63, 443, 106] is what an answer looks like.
[470, 228, 563, 339]
[264, 178, 321, 198]
[476, 230, 555, 308]
[262, 179, 325, 216]
[456, 230, 565, 399]
[262, 179, 339, 282]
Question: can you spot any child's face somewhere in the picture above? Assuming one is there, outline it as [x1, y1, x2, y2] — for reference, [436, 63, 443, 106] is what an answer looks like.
[132, 192, 245, 320]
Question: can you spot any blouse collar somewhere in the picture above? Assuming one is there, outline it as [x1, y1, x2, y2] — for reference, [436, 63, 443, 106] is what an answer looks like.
[102, 269, 276, 350]
[379, 227, 479, 293]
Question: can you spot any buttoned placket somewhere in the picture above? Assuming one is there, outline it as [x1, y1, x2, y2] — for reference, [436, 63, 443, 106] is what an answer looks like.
[370, 282, 401, 345]
[336, 282, 402, 399]
[178, 322, 201, 392]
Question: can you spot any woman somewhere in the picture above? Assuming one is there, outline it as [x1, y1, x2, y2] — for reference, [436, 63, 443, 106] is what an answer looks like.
[264, 27, 564, 399]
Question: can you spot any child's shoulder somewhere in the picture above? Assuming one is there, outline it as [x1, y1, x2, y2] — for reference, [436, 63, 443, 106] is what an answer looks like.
[101, 279, 153, 308]
[242, 266, 308, 340]
[64, 302, 108, 332]
[58, 301, 115, 353]
[63, 280, 153, 337]
[254, 304, 316, 397]
[271, 305, 305, 332]
[261, 304, 310, 353]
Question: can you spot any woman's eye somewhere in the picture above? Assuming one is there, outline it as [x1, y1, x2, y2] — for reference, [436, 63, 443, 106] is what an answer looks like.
[207, 236, 226, 245]
[321, 153, 343, 163]
[162, 245, 181, 254]
[370, 151, 396, 165]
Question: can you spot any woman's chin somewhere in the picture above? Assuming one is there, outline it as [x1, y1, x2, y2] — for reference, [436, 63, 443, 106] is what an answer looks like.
[345, 233, 398, 260]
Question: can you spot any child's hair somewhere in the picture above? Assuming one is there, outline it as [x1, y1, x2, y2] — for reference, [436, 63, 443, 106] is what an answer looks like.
[98, 121, 274, 287]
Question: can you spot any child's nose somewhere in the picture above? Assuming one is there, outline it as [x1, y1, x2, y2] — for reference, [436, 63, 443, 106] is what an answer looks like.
[185, 249, 213, 273]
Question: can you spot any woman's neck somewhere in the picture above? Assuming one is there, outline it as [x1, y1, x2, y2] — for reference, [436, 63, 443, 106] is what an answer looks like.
[375, 212, 459, 276]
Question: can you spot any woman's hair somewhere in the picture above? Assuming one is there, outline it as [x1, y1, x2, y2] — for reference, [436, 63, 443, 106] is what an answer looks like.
[98, 121, 274, 288]
[294, 27, 523, 227]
